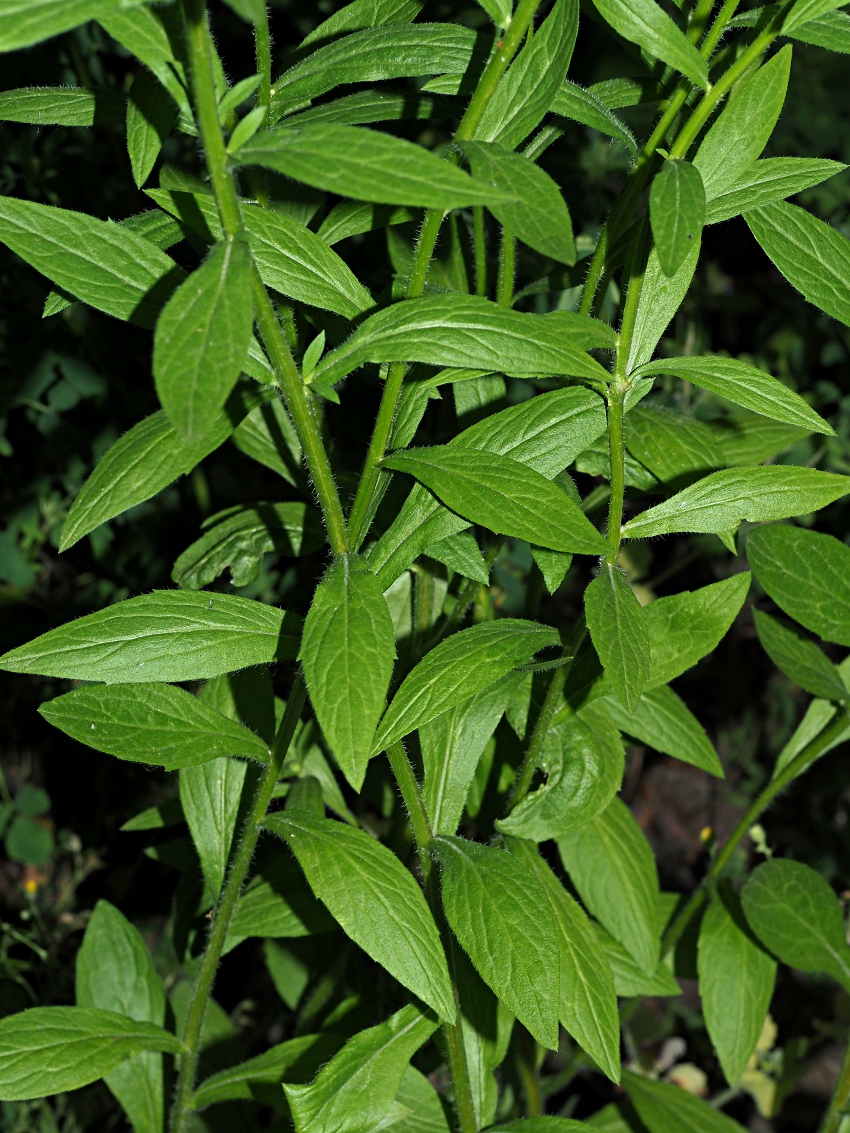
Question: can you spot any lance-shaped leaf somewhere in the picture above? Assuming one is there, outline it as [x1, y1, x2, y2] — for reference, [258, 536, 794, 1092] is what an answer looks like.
[625, 405, 721, 483]
[558, 797, 660, 975]
[191, 1033, 344, 1109]
[747, 525, 850, 646]
[783, 0, 848, 32]
[0, 1008, 182, 1102]
[236, 123, 513, 210]
[0, 0, 120, 53]
[635, 354, 833, 434]
[39, 683, 269, 771]
[384, 448, 609, 556]
[622, 466, 850, 539]
[598, 926, 681, 998]
[603, 685, 724, 777]
[705, 157, 846, 225]
[264, 811, 455, 1020]
[785, 6, 850, 47]
[180, 758, 249, 897]
[649, 160, 706, 277]
[431, 836, 560, 1049]
[742, 859, 850, 991]
[299, 555, 396, 790]
[624, 1069, 747, 1132]
[0, 196, 182, 328]
[585, 564, 651, 713]
[550, 81, 637, 159]
[747, 200, 850, 328]
[627, 239, 701, 373]
[229, 849, 337, 939]
[591, 0, 708, 90]
[97, 6, 192, 123]
[754, 609, 848, 702]
[376, 620, 559, 752]
[126, 69, 178, 189]
[153, 238, 254, 444]
[461, 141, 575, 264]
[694, 47, 791, 200]
[698, 885, 777, 1086]
[284, 1006, 436, 1133]
[0, 86, 125, 126]
[0, 591, 302, 683]
[645, 573, 750, 688]
[301, 0, 426, 46]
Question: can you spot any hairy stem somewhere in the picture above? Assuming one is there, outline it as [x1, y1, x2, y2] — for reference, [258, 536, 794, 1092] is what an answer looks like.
[496, 228, 516, 308]
[170, 677, 307, 1133]
[820, 1030, 850, 1133]
[473, 205, 487, 297]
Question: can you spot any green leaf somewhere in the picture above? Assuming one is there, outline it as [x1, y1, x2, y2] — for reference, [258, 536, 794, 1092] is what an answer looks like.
[97, 6, 192, 125]
[236, 123, 513, 210]
[222, 0, 266, 22]
[597, 925, 681, 997]
[475, 0, 579, 151]
[705, 157, 846, 225]
[475, 0, 512, 26]
[550, 81, 637, 159]
[300, 555, 396, 790]
[284, 1006, 436, 1133]
[5, 815, 53, 867]
[369, 484, 470, 591]
[698, 884, 777, 1086]
[231, 396, 304, 486]
[786, 8, 850, 50]
[425, 530, 490, 584]
[0, 1007, 182, 1102]
[590, 0, 708, 89]
[120, 799, 183, 832]
[431, 836, 560, 1049]
[625, 405, 722, 483]
[754, 609, 847, 701]
[627, 239, 701, 373]
[392, 1066, 453, 1133]
[126, 69, 178, 189]
[76, 900, 167, 1133]
[746, 524, 850, 646]
[452, 949, 513, 1128]
[497, 701, 625, 839]
[747, 200, 850, 328]
[461, 141, 575, 265]
[507, 840, 621, 1083]
[153, 238, 254, 444]
[694, 47, 792, 200]
[603, 685, 724, 777]
[180, 758, 248, 898]
[264, 810, 455, 1019]
[191, 1033, 341, 1109]
[623, 1069, 747, 1132]
[0, 591, 302, 683]
[645, 574, 751, 688]
[558, 797, 660, 974]
[649, 160, 706, 277]
[314, 296, 614, 387]
[0, 86, 125, 126]
[301, 0, 426, 47]
[710, 412, 809, 468]
[742, 859, 850, 990]
[0, 0, 118, 52]
[0, 196, 182, 328]
[635, 355, 833, 434]
[771, 658, 850, 780]
[585, 564, 651, 714]
[489, 1122, 594, 1132]
[229, 849, 337, 940]
[384, 447, 609, 556]
[622, 467, 850, 539]
[39, 682, 269, 771]
[375, 620, 559, 751]
[783, 0, 847, 33]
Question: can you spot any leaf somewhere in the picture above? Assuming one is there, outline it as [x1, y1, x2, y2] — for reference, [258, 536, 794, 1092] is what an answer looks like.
[786, 8, 850, 51]
[558, 797, 660, 975]
[264, 810, 455, 1019]
[76, 901, 167, 1133]
[300, 555, 396, 790]
[236, 123, 513, 210]
[180, 758, 249, 898]
[627, 239, 701, 373]
[508, 840, 620, 1083]
[625, 405, 722, 483]
[603, 685, 724, 777]
[391, 1066, 453, 1133]
[649, 160, 706, 277]
[597, 926, 681, 997]
[0, 196, 182, 328]
[313, 295, 614, 387]
[497, 701, 625, 839]
[431, 836, 560, 1049]
[0, 591, 302, 683]
[0, 0, 118, 53]
[623, 1069, 747, 1132]
[153, 238, 253, 444]
[375, 620, 559, 751]
[229, 849, 337, 939]
[705, 157, 846, 225]
[746, 524, 850, 646]
[39, 683, 269, 771]
[425, 530, 490, 584]
[475, 0, 512, 26]
[634, 355, 833, 434]
[645, 574, 751, 688]
[489, 1122, 594, 1132]
[585, 564, 651, 714]
[223, 0, 266, 22]
[126, 69, 178, 189]
[698, 884, 777, 1086]
[742, 859, 850, 990]
[231, 396, 304, 486]
[97, 6, 192, 124]
[694, 47, 791, 200]
[590, 0, 708, 89]
[0, 1007, 182, 1102]
[461, 141, 575, 264]
[475, 0, 579, 151]
[621, 466, 850, 539]
[550, 81, 637, 159]
[384, 448, 609, 556]
[284, 1006, 437, 1133]
[772, 657, 850, 780]
[421, 674, 522, 836]
[191, 1033, 343, 1109]
[783, 0, 847, 34]
[0, 86, 125, 126]
[301, 0, 426, 47]
[710, 413, 809, 467]
[754, 609, 847, 701]
[452, 950, 514, 1129]
[746, 200, 850, 328]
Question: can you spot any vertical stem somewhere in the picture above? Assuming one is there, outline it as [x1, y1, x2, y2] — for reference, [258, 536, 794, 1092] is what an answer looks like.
[473, 206, 487, 298]
[170, 676, 308, 1133]
[820, 1033, 850, 1133]
[496, 228, 516, 308]
[605, 392, 626, 564]
[386, 742, 433, 884]
[251, 3, 272, 206]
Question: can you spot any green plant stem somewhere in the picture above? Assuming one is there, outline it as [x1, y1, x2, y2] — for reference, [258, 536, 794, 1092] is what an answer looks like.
[496, 228, 516, 308]
[251, 4, 273, 206]
[661, 709, 850, 959]
[605, 391, 626, 564]
[386, 741, 433, 884]
[170, 675, 308, 1133]
[820, 1030, 850, 1133]
[473, 205, 487, 297]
